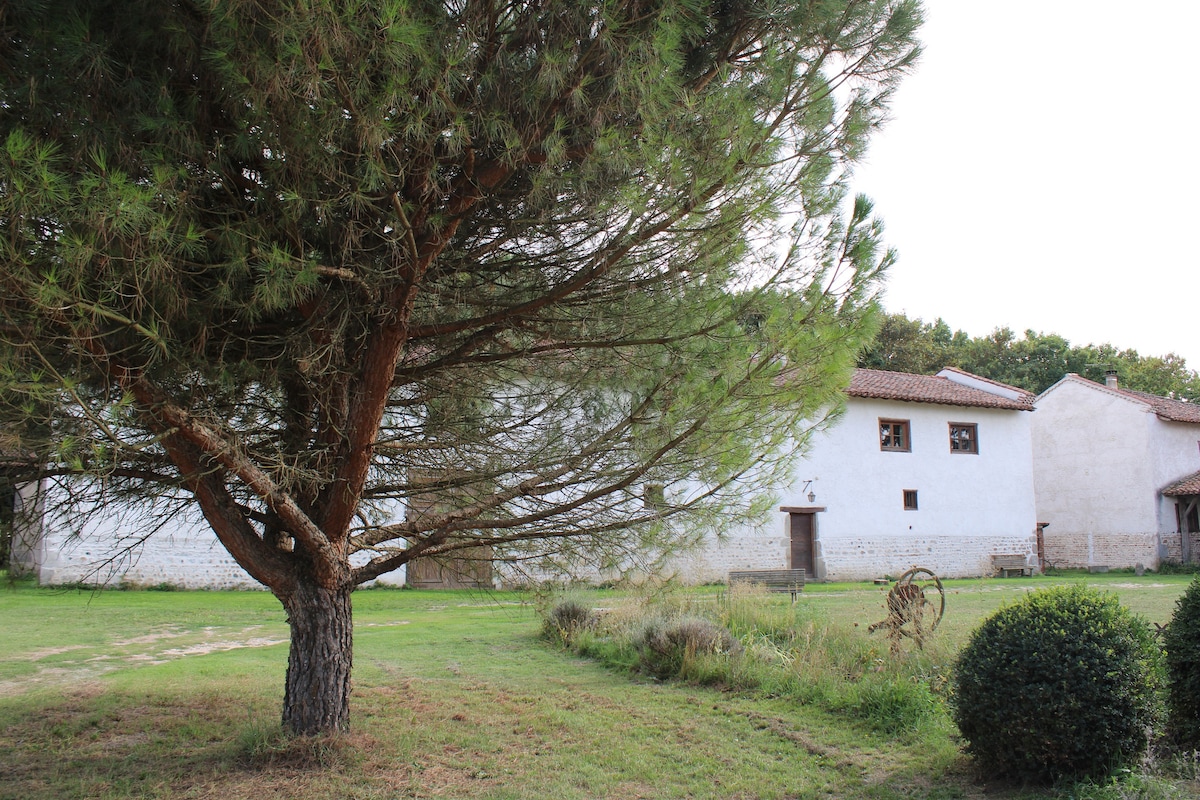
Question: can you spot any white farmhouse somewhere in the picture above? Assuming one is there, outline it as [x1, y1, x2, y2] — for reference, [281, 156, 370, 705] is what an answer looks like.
[9, 366, 1043, 588]
[678, 367, 1040, 582]
[1032, 372, 1200, 570]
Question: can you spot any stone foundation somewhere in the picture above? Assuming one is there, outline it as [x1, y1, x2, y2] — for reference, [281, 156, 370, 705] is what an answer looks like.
[675, 530, 1038, 583]
[1042, 531, 1161, 570]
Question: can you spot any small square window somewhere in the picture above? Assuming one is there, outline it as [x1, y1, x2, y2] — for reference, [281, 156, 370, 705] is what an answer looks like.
[880, 419, 911, 452]
[903, 489, 918, 510]
[949, 423, 978, 454]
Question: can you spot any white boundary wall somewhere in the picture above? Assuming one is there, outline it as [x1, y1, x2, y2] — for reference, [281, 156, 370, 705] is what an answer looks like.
[20, 484, 406, 589]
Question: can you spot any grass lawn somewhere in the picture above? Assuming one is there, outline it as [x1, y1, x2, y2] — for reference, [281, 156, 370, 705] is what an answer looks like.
[1, 573, 1198, 799]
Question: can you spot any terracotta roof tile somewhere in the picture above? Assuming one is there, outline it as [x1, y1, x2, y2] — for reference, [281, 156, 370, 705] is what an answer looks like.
[1163, 469, 1200, 496]
[1114, 387, 1200, 424]
[848, 368, 1035, 411]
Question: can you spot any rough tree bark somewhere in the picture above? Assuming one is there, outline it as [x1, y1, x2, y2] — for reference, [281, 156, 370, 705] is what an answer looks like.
[279, 580, 355, 735]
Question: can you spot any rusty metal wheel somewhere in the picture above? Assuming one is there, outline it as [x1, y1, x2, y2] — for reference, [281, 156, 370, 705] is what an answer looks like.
[894, 566, 945, 634]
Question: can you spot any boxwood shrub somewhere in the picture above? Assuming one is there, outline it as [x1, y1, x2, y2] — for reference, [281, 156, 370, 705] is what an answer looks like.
[1164, 577, 1200, 748]
[953, 584, 1161, 784]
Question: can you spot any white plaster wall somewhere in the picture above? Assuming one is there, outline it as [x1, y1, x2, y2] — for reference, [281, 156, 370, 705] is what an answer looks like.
[1151, 419, 1200, 535]
[30, 487, 406, 589]
[7, 481, 46, 576]
[678, 397, 1038, 582]
[1032, 380, 1157, 543]
[1030, 377, 1200, 568]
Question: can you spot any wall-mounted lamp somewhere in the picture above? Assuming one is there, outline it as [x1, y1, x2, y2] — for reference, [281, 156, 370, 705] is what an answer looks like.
[807, 490, 816, 504]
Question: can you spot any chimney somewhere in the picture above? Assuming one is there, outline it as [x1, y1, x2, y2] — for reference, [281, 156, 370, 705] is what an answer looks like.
[1105, 369, 1119, 390]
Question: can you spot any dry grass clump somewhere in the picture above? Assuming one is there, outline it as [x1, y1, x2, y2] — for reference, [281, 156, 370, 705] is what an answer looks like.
[632, 615, 740, 678]
[541, 598, 599, 645]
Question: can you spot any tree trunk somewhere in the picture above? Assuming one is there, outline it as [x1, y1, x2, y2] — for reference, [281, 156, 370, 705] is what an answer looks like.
[280, 580, 353, 735]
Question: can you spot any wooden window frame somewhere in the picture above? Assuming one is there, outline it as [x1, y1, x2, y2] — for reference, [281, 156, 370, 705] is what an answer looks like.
[903, 489, 918, 510]
[879, 418, 911, 452]
[949, 422, 979, 454]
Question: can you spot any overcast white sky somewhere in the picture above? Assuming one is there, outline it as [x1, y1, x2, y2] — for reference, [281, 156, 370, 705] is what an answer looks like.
[848, 0, 1200, 366]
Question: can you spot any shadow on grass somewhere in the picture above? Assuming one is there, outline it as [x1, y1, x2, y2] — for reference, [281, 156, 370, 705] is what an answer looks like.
[0, 687, 365, 800]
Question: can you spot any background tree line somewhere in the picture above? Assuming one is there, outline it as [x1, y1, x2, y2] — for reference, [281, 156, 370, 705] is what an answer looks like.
[858, 312, 1200, 400]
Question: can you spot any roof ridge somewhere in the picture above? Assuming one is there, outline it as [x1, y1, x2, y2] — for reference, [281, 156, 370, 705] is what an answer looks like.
[1039, 374, 1200, 424]
[848, 368, 1035, 411]
[936, 365, 1026, 393]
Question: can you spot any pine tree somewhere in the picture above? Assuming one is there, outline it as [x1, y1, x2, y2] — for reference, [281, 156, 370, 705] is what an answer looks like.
[0, 0, 921, 734]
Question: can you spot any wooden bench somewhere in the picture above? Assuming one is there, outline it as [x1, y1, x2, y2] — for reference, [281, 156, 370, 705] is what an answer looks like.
[992, 554, 1030, 578]
[727, 569, 806, 601]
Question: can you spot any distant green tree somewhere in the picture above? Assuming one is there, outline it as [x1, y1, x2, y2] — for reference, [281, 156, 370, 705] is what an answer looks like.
[1121, 353, 1200, 401]
[0, 0, 920, 734]
[958, 328, 1078, 394]
[857, 312, 956, 375]
[861, 313, 1200, 398]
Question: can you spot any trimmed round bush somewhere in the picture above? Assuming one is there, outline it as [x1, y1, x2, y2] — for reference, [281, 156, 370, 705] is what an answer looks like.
[953, 585, 1161, 784]
[1164, 577, 1200, 748]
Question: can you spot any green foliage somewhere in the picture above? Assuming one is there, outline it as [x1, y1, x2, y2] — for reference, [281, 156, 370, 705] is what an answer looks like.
[1155, 561, 1200, 576]
[541, 597, 600, 646]
[1062, 771, 1193, 800]
[233, 718, 294, 763]
[547, 583, 951, 737]
[1164, 577, 1200, 748]
[953, 585, 1162, 784]
[632, 614, 739, 679]
[860, 312, 1200, 397]
[857, 313, 961, 376]
[0, 0, 923, 733]
[834, 673, 941, 736]
[0, 0, 921, 581]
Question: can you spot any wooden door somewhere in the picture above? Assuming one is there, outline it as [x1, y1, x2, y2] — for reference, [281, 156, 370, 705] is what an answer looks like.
[1179, 498, 1200, 563]
[406, 548, 493, 589]
[789, 512, 815, 574]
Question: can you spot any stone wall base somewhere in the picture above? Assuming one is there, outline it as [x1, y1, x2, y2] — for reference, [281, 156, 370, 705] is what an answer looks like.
[1043, 531, 1161, 570]
[674, 531, 1038, 583]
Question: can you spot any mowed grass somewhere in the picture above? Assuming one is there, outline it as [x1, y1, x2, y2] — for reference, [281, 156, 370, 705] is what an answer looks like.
[0, 573, 1197, 800]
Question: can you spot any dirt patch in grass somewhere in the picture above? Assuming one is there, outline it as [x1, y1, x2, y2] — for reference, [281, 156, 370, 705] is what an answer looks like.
[373, 760, 507, 799]
[0, 666, 113, 698]
[0, 626, 285, 698]
[151, 634, 286, 661]
[17, 645, 88, 660]
[110, 627, 190, 646]
[351, 682, 547, 797]
[167, 684, 541, 800]
[120, 625, 285, 663]
[184, 774, 329, 800]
